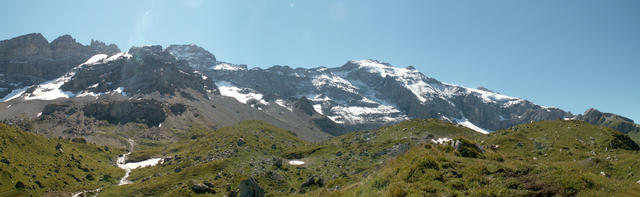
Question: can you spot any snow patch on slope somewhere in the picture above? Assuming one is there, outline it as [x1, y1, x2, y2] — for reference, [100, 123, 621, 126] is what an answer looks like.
[275, 99, 293, 111]
[326, 103, 407, 124]
[454, 116, 490, 134]
[432, 138, 452, 144]
[19, 54, 137, 101]
[24, 73, 78, 101]
[0, 86, 30, 102]
[211, 63, 246, 71]
[312, 74, 358, 94]
[215, 81, 267, 105]
[352, 60, 439, 103]
[466, 87, 524, 106]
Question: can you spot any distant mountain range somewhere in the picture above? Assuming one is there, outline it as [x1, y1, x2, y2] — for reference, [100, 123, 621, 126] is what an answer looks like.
[0, 33, 637, 140]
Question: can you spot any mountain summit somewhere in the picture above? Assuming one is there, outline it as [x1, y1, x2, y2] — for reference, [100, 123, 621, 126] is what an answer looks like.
[2, 33, 634, 139]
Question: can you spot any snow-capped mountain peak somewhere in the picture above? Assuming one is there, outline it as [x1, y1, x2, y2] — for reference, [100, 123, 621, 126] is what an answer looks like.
[200, 56, 569, 134]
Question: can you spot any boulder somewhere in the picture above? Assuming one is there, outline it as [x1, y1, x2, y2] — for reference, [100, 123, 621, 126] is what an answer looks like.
[238, 177, 264, 197]
[300, 176, 324, 192]
[237, 138, 246, 146]
[192, 183, 213, 194]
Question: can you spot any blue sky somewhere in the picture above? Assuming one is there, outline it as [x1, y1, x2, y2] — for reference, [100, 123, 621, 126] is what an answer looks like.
[1, 0, 639, 121]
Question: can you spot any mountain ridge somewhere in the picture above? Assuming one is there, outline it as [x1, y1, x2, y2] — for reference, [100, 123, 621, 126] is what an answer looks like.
[0, 33, 635, 138]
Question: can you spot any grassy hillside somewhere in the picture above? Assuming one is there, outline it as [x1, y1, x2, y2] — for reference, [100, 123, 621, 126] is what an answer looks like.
[98, 119, 480, 196]
[0, 123, 124, 196]
[332, 120, 640, 196]
[7, 118, 638, 196]
[99, 120, 311, 196]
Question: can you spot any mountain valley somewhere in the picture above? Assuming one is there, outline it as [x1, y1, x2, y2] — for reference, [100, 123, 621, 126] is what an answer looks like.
[1, 33, 639, 196]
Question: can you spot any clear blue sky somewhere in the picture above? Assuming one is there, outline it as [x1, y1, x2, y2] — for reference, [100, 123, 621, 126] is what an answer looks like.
[1, 0, 639, 121]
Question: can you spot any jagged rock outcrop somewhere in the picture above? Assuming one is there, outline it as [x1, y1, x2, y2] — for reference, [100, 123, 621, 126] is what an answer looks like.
[59, 45, 218, 97]
[0, 33, 120, 99]
[166, 44, 216, 70]
[578, 108, 640, 134]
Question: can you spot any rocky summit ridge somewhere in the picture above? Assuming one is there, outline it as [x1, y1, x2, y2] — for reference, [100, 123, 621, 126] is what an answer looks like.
[1, 33, 635, 137]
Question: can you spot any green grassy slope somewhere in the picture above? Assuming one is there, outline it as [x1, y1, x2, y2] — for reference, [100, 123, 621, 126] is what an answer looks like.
[0, 123, 124, 196]
[98, 119, 480, 196]
[9, 117, 635, 196]
[332, 120, 640, 196]
[99, 120, 311, 196]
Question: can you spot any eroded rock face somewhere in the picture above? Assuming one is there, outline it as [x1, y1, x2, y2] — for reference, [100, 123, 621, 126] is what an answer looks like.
[0, 33, 120, 98]
[59, 45, 218, 97]
[203, 58, 572, 132]
[166, 44, 216, 70]
[82, 100, 166, 127]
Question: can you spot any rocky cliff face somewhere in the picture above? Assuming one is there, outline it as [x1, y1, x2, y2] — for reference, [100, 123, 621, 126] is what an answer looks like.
[57, 45, 218, 97]
[168, 45, 572, 133]
[166, 44, 217, 70]
[0, 33, 120, 100]
[0, 34, 617, 138]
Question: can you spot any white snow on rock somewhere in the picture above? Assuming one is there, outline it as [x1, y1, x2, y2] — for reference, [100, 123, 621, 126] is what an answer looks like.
[72, 188, 102, 197]
[432, 138, 452, 144]
[81, 54, 110, 66]
[288, 160, 305, 165]
[541, 106, 558, 112]
[327, 104, 407, 124]
[120, 158, 164, 170]
[275, 99, 293, 111]
[466, 87, 524, 106]
[313, 104, 323, 115]
[105, 52, 131, 61]
[353, 60, 438, 103]
[193, 70, 208, 80]
[22, 54, 109, 101]
[353, 60, 526, 108]
[0, 86, 30, 102]
[211, 63, 246, 71]
[15, 53, 134, 101]
[312, 74, 358, 94]
[117, 153, 164, 185]
[215, 81, 267, 105]
[24, 75, 77, 101]
[455, 118, 491, 134]
[111, 87, 128, 96]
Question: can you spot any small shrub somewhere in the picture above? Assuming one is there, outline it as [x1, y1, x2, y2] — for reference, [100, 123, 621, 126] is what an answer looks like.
[372, 178, 390, 189]
[387, 183, 407, 197]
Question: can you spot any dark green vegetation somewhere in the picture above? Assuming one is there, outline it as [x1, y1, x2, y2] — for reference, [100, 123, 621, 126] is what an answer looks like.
[3, 118, 640, 196]
[0, 123, 123, 196]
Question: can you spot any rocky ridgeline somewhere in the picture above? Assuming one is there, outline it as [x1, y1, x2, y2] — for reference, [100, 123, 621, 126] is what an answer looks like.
[578, 108, 640, 134]
[2, 33, 636, 137]
[176, 44, 571, 132]
[60, 45, 218, 97]
[0, 33, 120, 98]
